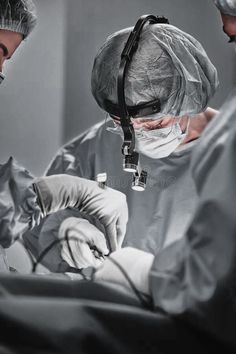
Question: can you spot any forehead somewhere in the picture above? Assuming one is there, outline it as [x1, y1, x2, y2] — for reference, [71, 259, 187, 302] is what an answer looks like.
[0, 29, 23, 55]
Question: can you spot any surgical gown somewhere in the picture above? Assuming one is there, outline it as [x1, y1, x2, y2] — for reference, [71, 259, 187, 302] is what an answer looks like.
[0, 157, 41, 271]
[150, 86, 236, 348]
[24, 118, 199, 270]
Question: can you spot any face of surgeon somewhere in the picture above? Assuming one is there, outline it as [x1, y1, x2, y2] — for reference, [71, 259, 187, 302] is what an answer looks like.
[0, 30, 23, 73]
[221, 14, 236, 42]
[112, 108, 216, 145]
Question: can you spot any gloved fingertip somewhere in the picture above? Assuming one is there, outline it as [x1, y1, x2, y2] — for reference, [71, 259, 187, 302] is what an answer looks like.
[97, 243, 110, 255]
[104, 247, 110, 255]
[105, 231, 118, 252]
[93, 242, 108, 254]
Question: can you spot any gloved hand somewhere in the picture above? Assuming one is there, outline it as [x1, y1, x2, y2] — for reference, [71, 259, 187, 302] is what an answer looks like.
[94, 247, 154, 296]
[59, 217, 109, 269]
[33, 175, 128, 251]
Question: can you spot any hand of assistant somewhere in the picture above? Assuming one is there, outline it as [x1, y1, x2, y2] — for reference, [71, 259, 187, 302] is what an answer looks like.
[59, 217, 109, 268]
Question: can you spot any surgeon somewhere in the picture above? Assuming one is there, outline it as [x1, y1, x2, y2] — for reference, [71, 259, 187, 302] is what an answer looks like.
[29, 16, 218, 272]
[0, 0, 128, 272]
[1, 4, 236, 354]
[93, 1, 236, 348]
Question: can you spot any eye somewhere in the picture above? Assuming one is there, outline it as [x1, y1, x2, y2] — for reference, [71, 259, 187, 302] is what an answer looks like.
[0, 43, 9, 57]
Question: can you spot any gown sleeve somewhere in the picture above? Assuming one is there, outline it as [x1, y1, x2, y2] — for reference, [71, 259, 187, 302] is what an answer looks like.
[0, 157, 42, 248]
[149, 104, 236, 345]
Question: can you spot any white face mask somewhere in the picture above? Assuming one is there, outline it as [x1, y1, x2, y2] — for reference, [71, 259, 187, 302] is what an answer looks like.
[107, 119, 188, 159]
[135, 123, 187, 159]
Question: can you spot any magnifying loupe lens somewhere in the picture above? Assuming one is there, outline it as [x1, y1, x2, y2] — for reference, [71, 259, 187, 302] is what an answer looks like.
[123, 152, 139, 172]
[132, 170, 147, 191]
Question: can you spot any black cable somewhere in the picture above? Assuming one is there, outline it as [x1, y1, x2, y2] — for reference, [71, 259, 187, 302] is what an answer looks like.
[32, 237, 61, 273]
[1, 229, 153, 308]
[30, 231, 153, 309]
[32, 236, 86, 280]
[62, 229, 152, 309]
[65, 229, 79, 269]
[106, 256, 153, 310]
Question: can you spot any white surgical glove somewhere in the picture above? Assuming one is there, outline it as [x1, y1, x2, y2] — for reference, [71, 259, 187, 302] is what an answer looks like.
[34, 175, 128, 251]
[59, 217, 109, 269]
[94, 247, 154, 296]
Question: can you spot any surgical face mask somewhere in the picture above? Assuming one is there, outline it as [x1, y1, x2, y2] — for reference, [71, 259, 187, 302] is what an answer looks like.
[0, 72, 5, 84]
[135, 123, 187, 159]
[107, 119, 188, 159]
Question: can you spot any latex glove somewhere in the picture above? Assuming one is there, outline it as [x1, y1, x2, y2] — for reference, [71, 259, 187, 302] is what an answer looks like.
[94, 247, 154, 296]
[59, 217, 109, 269]
[33, 175, 128, 251]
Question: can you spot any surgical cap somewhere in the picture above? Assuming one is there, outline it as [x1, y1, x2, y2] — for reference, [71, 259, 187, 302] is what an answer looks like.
[91, 24, 219, 118]
[0, 0, 37, 39]
[214, 0, 236, 15]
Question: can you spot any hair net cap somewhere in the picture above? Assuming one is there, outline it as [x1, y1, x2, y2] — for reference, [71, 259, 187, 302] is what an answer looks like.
[214, 0, 236, 16]
[0, 0, 37, 39]
[91, 23, 219, 118]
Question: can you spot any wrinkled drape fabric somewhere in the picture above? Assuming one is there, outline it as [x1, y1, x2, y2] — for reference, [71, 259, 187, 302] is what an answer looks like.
[0, 273, 233, 354]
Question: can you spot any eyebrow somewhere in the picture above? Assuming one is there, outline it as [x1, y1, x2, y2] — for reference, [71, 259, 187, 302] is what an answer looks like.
[0, 43, 9, 57]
